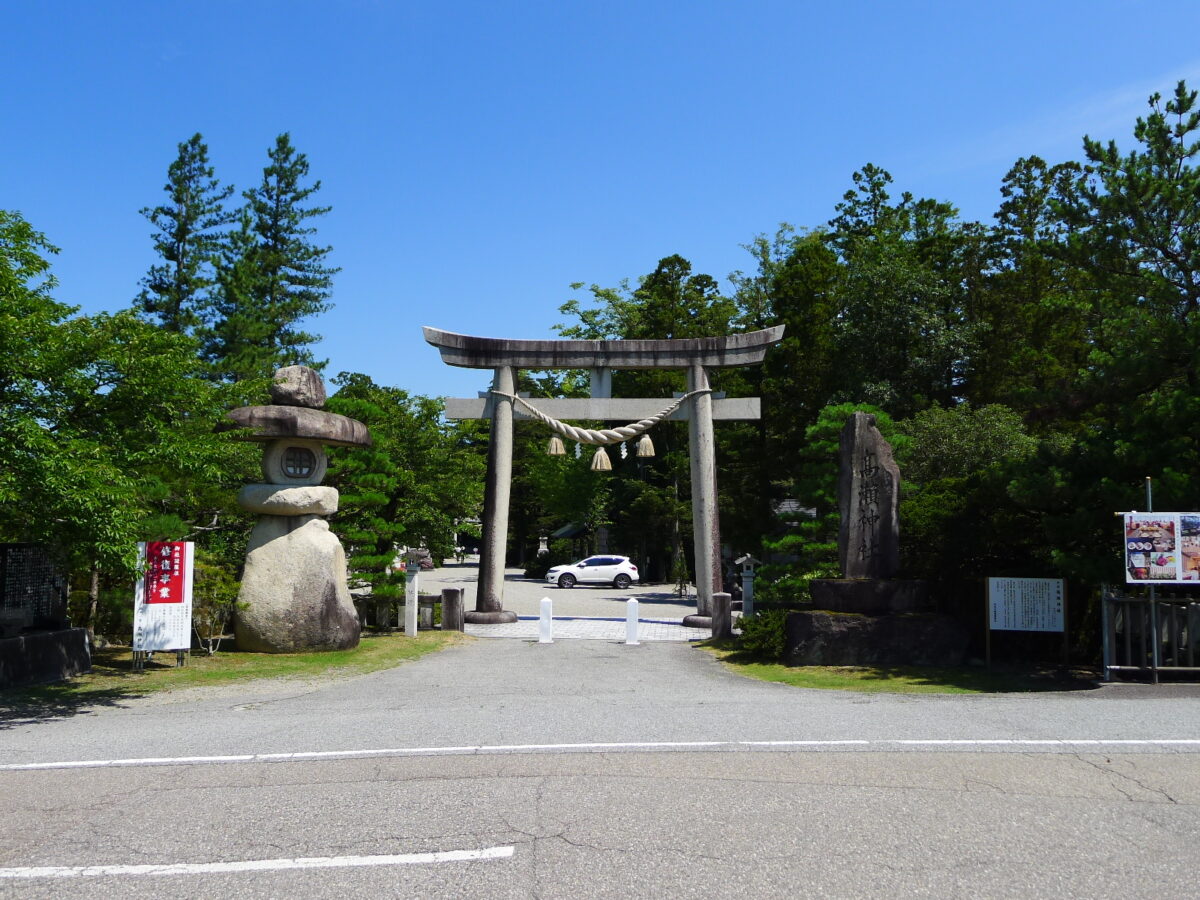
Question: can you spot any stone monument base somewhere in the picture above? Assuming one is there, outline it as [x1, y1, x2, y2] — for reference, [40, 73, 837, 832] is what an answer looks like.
[236, 515, 360, 653]
[809, 578, 931, 615]
[784, 610, 968, 668]
[464, 609, 518, 624]
[0, 628, 92, 689]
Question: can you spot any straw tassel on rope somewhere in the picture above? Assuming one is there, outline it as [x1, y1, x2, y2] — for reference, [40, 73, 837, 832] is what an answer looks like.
[590, 447, 612, 471]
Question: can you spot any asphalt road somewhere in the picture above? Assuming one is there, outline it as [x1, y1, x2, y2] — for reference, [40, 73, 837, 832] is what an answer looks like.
[2, 567, 1200, 898]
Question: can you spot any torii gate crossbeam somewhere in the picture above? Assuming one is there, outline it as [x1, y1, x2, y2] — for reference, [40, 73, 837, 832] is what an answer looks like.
[424, 325, 784, 624]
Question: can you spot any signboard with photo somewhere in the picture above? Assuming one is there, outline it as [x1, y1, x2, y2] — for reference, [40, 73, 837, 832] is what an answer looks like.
[132, 541, 194, 651]
[1124, 513, 1200, 584]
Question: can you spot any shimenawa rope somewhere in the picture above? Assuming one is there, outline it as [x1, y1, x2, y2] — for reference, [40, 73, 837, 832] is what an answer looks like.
[489, 389, 711, 446]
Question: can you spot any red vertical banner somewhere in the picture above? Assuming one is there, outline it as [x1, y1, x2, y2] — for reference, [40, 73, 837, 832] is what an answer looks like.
[144, 541, 186, 603]
[133, 541, 194, 653]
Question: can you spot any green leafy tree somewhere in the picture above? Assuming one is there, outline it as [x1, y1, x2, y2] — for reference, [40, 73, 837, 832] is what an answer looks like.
[895, 403, 1043, 586]
[826, 164, 984, 418]
[203, 211, 275, 383]
[1003, 81, 1200, 583]
[1, 210, 257, 636]
[726, 227, 841, 554]
[137, 133, 234, 334]
[326, 373, 485, 598]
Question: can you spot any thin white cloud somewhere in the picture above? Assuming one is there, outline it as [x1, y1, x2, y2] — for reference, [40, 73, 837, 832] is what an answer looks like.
[918, 61, 1200, 179]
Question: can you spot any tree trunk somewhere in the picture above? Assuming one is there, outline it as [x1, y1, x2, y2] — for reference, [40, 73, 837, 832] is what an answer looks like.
[85, 562, 100, 642]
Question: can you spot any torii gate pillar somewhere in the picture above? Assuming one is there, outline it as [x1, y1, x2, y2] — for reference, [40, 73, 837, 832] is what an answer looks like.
[474, 365, 518, 622]
[424, 326, 784, 623]
[688, 364, 719, 615]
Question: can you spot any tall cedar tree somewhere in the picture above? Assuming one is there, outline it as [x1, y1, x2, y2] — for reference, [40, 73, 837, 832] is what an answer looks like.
[205, 133, 337, 381]
[969, 156, 1090, 420]
[137, 133, 233, 334]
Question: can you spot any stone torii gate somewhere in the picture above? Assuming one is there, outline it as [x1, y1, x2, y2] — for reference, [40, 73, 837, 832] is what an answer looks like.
[424, 326, 784, 624]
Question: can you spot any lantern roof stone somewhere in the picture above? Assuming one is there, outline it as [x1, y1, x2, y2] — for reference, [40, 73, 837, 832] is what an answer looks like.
[220, 405, 372, 447]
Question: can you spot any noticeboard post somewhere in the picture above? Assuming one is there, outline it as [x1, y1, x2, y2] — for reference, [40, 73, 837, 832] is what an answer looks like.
[1118, 506, 1200, 684]
[986, 577, 1067, 669]
[132, 541, 194, 670]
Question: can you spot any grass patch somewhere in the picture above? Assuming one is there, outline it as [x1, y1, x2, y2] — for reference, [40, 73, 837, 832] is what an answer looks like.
[2, 631, 467, 715]
[699, 640, 1098, 694]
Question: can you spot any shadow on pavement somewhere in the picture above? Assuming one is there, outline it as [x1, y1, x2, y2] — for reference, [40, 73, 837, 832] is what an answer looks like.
[0, 650, 150, 730]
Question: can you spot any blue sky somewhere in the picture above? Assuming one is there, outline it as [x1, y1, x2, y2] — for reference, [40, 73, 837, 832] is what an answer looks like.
[4, 0, 1198, 400]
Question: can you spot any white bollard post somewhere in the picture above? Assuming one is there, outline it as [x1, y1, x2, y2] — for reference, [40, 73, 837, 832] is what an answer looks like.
[405, 563, 419, 637]
[539, 597, 554, 643]
[626, 598, 640, 645]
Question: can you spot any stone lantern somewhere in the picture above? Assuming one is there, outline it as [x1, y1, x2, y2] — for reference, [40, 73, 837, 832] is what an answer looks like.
[733, 554, 761, 616]
[220, 366, 371, 652]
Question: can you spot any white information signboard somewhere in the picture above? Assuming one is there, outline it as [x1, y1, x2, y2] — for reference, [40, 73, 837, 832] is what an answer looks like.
[132, 541, 194, 651]
[987, 577, 1065, 633]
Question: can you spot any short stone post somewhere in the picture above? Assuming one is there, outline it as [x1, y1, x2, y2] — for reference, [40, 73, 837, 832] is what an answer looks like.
[405, 563, 419, 637]
[626, 598, 640, 645]
[539, 597, 553, 644]
[418, 595, 435, 630]
[374, 596, 391, 631]
[441, 588, 465, 632]
[712, 592, 732, 639]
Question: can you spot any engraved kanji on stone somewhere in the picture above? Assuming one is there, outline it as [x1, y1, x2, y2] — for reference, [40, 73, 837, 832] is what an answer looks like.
[858, 483, 880, 508]
[837, 412, 900, 579]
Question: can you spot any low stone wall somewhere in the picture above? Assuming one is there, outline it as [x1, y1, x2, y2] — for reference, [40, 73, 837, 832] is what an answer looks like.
[784, 611, 968, 668]
[0, 628, 92, 689]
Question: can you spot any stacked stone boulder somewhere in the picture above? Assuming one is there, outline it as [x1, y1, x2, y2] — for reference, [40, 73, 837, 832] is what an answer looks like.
[221, 366, 370, 652]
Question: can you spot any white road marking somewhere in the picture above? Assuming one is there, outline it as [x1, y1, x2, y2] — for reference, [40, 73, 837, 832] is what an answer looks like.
[0, 845, 514, 879]
[4, 739, 1200, 772]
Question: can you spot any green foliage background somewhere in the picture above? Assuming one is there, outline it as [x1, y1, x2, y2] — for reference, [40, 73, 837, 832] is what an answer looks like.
[6, 81, 1200, 661]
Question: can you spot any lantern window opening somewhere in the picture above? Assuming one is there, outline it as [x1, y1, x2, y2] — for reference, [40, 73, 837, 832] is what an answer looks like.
[284, 446, 317, 478]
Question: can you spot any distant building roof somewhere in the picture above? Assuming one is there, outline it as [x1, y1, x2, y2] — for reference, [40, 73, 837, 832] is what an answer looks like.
[774, 500, 816, 519]
[551, 521, 587, 539]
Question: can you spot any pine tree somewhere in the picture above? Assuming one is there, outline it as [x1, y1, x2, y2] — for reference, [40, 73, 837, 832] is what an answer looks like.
[203, 211, 274, 381]
[206, 133, 338, 381]
[137, 133, 233, 334]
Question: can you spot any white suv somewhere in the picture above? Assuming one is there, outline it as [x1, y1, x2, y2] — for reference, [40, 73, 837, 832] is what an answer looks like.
[546, 556, 640, 589]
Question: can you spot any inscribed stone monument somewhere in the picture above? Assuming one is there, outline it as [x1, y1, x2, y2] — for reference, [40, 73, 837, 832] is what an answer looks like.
[792, 410, 967, 666]
[837, 411, 900, 579]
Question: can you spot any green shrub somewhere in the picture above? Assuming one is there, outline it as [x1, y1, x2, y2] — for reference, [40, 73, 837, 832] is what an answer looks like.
[737, 608, 790, 661]
[191, 553, 243, 655]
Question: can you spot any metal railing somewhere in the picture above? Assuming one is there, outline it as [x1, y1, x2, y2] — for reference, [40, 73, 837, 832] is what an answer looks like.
[1102, 587, 1200, 681]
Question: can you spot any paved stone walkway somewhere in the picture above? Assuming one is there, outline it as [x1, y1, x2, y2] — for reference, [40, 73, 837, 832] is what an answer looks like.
[466, 615, 711, 642]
